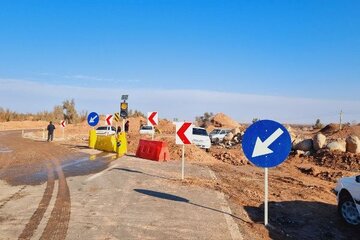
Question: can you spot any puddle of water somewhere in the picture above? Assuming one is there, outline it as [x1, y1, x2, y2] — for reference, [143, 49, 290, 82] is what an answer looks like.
[0, 153, 116, 186]
[0, 146, 13, 153]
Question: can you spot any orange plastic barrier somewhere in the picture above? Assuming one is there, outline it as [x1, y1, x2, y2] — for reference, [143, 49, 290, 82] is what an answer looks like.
[136, 139, 171, 161]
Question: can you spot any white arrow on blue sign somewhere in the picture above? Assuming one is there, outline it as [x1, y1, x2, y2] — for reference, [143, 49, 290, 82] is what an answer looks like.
[242, 120, 291, 168]
[87, 112, 99, 127]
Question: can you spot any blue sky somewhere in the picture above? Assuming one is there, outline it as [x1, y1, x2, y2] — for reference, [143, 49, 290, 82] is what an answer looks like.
[0, 1, 359, 123]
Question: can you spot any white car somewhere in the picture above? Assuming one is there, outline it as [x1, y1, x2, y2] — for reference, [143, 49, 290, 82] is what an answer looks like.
[96, 126, 116, 136]
[335, 175, 360, 226]
[192, 127, 211, 151]
[139, 125, 155, 135]
[209, 128, 231, 143]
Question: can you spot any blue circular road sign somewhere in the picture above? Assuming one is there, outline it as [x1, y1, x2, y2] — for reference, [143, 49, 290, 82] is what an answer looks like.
[87, 112, 99, 127]
[242, 120, 291, 168]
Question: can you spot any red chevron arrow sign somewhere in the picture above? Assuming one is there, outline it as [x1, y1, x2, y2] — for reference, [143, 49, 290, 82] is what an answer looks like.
[105, 114, 113, 125]
[60, 120, 66, 128]
[147, 112, 158, 126]
[176, 122, 193, 145]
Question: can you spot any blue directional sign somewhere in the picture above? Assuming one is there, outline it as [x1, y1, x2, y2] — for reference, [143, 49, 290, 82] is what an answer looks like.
[242, 120, 291, 168]
[87, 112, 99, 127]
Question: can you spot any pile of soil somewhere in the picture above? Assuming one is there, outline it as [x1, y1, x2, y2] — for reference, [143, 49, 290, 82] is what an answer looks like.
[158, 119, 175, 134]
[309, 149, 360, 171]
[211, 151, 248, 166]
[297, 166, 344, 183]
[164, 139, 217, 163]
[320, 123, 360, 139]
[209, 113, 241, 131]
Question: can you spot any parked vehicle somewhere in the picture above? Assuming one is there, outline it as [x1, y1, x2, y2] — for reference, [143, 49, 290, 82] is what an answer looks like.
[192, 127, 211, 151]
[139, 125, 155, 135]
[209, 128, 231, 143]
[96, 126, 116, 136]
[334, 175, 360, 226]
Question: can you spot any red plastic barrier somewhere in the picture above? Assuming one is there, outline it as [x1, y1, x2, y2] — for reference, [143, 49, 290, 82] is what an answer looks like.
[136, 139, 171, 161]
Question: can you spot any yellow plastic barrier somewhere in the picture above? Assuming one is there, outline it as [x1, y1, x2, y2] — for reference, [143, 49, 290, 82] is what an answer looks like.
[89, 129, 97, 149]
[116, 132, 128, 157]
[95, 135, 117, 152]
[88, 131, 128, 156]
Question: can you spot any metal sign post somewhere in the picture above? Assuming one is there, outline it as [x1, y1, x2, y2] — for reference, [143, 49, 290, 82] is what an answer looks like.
[147, 112, 158, 140]
[264, 167, 269, 226]
[242, 120, 291, 226]
[182, 144, 185, 180]
[175, 122, 193, 180]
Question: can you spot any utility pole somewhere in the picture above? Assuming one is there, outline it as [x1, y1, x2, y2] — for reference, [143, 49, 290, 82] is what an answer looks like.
[339, 110, 343, 130]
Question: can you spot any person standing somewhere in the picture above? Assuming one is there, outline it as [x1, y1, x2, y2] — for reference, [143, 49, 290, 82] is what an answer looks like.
[125, 120, 129, 133]
[47, 121, 56, 142]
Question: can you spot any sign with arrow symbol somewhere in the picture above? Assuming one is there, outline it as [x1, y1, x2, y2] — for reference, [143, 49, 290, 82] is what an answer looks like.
[87, 112, 99, 127]
[241, 119, 291, 227]
[147, 112, 158, 126]
[242, 120, 291, 168]
[105, 114, 113, 126]
[60, 120, 66, 128]
[176, 122, 193, 145]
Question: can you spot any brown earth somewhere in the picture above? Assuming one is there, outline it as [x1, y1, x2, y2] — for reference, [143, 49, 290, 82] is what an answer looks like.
[321, 123, 360, 139]
[207, 113, 244, 132]
[1, 116, 360, 239]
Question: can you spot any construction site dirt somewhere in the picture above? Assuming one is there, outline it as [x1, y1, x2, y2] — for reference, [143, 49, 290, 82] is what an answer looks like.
[1, 115, 360, 240]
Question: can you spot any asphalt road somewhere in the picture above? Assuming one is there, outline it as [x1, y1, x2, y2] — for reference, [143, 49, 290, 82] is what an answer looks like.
[0, 131, 243, 240]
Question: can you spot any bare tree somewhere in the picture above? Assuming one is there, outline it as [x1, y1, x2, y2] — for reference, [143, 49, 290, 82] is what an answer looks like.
[62, 99, 78, 124]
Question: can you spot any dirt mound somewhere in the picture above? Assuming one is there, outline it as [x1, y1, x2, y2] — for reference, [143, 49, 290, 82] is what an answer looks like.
[297, 166, 343, 183]
[211, 151, 248, 166]
[320, 123, 360, 139]
[207, 113, 241, 132]
[309, 149, 360, 171]
[320, 123, 340, 135]
[163, 138, 217, 163]
[158, 119, 175, 134]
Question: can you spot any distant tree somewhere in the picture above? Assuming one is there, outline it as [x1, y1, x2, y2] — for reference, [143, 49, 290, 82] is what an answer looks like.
[314, 119, 323, 129]
[53, 105, 64, 120]
[252, 118, 260, 123]
[62, 99, 78, 124]
[196, 112, 214, 127]
[128, 109, 145, 118]
[78, 110, 88, 122]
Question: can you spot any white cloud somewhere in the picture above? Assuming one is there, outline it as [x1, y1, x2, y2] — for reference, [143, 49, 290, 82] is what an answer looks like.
[0, 78, 359, 124]
[64, 74, 140, 84]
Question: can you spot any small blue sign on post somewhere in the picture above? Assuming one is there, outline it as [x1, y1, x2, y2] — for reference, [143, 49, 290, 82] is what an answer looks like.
[87, 112, 99, 127]
[242, 120, 291, 168]
[242, 119, 291, 226]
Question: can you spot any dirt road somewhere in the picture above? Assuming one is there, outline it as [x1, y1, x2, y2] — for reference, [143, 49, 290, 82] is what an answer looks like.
[0, 131, 243, 239]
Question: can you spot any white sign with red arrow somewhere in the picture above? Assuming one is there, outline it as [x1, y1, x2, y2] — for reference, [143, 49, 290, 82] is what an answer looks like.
[105, 114, 113, 126]
[60, 120, 66, 128]
[147, 112, 158, 126]
[176, 122, 193, 145]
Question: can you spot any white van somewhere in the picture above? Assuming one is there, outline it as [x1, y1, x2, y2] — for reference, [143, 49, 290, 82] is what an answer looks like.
[209, 128, 231, 143]
[192, 127, 211, 152]
[139, 125, 155, 135]
[96, 126, 116, 136]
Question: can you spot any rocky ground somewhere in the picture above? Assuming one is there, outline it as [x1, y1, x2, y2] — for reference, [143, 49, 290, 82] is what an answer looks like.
[1, 114, 360, 239]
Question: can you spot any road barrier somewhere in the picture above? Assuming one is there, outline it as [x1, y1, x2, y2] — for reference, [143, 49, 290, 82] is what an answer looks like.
[136, 139, 170, 161]
[95, 135, 117, 152]
[116, 132, 128, 157]
[89, 129, 97, 149]
[89, 130, 128, 155]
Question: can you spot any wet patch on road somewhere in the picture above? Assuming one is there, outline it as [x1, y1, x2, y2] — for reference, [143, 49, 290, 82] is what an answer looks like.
[0, 146, 13, 153]
[0, 153, 115, 186]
